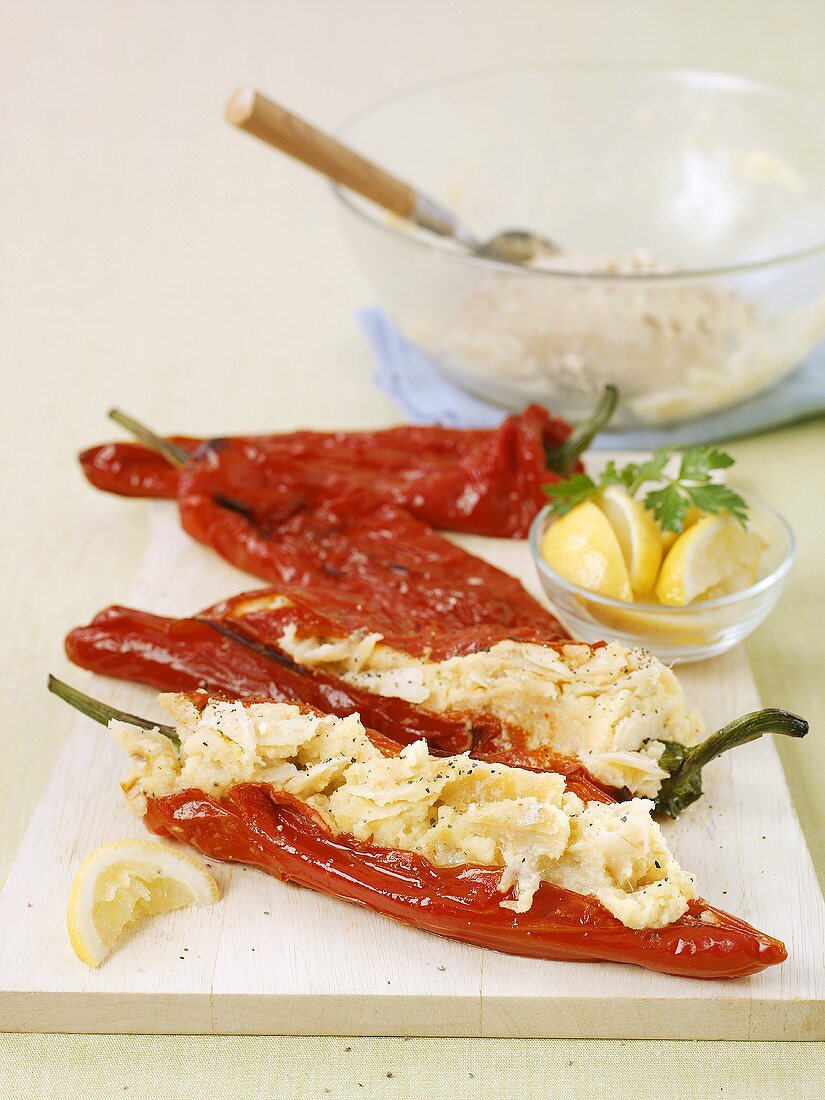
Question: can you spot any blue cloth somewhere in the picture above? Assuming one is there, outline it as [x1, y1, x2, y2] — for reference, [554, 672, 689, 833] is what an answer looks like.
[357, 306, 825, 449]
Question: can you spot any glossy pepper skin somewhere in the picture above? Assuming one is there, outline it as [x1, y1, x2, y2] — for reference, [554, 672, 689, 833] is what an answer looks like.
[79, 406, 576, 537]
[179, 472, 566, 646]
[145, 783, 787, 978]
[64, 603, 610, 800]
[207, 570, 564, 663]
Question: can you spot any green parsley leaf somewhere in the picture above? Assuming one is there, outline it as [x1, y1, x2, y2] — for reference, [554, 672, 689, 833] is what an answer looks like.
[679, 446, 734, 482]
[644, 484, 691, 533]
[630, 447, 671, 488]
[599, 460, 623, 488]
[618, 462, 640, 491]
[684, 483, 748, 525]
[542, 473, 599, 516]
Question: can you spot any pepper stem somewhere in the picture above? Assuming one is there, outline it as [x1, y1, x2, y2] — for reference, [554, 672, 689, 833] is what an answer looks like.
[545, 385, 618, 475]
[654, 708, 808, 818]
[108, 409, 189, 468]
[47, 674, 179, 746]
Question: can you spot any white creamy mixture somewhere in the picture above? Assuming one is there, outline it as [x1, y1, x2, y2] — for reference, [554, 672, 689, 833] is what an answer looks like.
[408, 246, 825, 424]
[113, 696, 697, 928]
[277, 630, 704, 797]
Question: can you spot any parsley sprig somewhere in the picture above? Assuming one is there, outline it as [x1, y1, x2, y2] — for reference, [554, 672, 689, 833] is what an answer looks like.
[543, 446, 748, 534]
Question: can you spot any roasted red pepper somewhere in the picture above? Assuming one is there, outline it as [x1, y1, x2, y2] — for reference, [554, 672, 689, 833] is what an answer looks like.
[146, 785, 786, 978]
[80, 391, 616, 538]
[49, 677, 788, 980]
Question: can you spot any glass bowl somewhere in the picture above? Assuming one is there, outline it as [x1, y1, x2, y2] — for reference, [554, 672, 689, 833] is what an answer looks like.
[334, 64, 825, 428]
[528, 491, 795, 663]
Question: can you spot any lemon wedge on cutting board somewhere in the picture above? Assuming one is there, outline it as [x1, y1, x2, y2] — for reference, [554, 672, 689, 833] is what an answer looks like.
[67, 839, 220, 967]
[540, 500, 633, 600]
[655, 514, 764, 606]
[597, 485, 663, 597]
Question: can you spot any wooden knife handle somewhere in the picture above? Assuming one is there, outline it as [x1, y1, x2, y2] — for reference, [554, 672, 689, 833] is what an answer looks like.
[226, 87, 417, 218]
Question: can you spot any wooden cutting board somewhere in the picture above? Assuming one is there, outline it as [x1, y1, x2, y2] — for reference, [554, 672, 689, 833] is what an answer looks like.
[1, 499, 823, 1039]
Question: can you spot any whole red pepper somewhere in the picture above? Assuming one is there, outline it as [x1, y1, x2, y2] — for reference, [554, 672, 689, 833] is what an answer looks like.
[80, 393, 616, 538]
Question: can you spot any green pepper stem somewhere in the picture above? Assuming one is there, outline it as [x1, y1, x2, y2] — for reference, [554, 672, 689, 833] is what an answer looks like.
[108, 409, 189, 469]
[47, 675, 179, 746]
[545, 385, 618, 475]
[654, 708, 808, 818]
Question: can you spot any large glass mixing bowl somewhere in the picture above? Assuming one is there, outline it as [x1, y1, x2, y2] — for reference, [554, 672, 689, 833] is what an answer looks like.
[334, 64, 825, 428]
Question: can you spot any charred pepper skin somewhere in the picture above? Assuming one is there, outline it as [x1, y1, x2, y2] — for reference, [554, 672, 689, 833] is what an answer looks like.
[79, 406, 577, 537]
[204, 574, 567, 663]
[145, 784, 787, 979]
[176, 475, 567, 647]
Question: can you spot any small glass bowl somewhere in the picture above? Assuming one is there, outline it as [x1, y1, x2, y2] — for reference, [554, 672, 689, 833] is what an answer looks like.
[528, 491, 795, 663]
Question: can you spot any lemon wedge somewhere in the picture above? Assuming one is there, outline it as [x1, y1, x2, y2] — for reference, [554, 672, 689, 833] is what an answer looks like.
[540, 500, 633, 600]
[67, 839, 220, 967]
[597, 485, 663, 597]
[655, 515, 764, 606]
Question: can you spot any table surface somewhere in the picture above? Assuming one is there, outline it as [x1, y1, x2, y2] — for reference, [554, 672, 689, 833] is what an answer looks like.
[2, 0, 823, 1092]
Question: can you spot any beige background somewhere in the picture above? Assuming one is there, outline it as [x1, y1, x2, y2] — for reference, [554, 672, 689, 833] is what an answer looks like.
[1, 0, 824, 1092]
